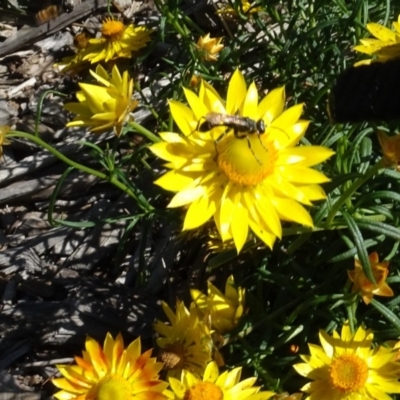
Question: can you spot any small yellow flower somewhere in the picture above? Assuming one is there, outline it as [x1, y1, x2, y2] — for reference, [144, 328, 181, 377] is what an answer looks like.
[354, 14, 400, 65]
[378, 130, 400, 169]
[153, 300, 213, 377]
[52, 333, 168, 400]
[64, 64, 138, 137]
[165, 361, 275, 400]
[83, 18, 153, 64]
[196, 34, 224, 62]
[217, 0, 263, 16]
[190, 275, 245, 334]
[293, 321, 400, 400]
[149, 69, 334, 252]
[0, 126, 11, 157]
[348, 251, 394, 305]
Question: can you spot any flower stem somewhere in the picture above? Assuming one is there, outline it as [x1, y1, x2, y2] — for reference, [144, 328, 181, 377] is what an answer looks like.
[128, 121, 160, 143]
[8, 130, 154, 211]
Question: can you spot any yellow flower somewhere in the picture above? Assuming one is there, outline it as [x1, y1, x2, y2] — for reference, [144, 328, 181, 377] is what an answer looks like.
[217, 0, 263, 16]
[354, 14, 400, 65]
[83, 18, 153, 63]
[166, 361, 275, 400]
[64, 64, 138, 137]
[52, 333, 168, 400]
[378, 130, 400, 170]
[0, 125, 11, 157]
[293, 321, 400, 400]
[149, 70, 334, 252]
[153, 300, 213, 377]
[190, 275, 245, 334]
[348, 251, 394, 305]
[196, 34, 224, 62]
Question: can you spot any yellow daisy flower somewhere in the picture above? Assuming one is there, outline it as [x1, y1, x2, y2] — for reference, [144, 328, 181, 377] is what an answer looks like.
[354, 14, 400, 65]
[153, 300, 213, 377]
[217, 0, 263, 16]
[64, 64, 138, 137]
[348, 252, 394, 305]
[52, 333, 168, 400]
[293, 321, 400, 400]
[196, 33, 224, 62]
[190, 275, 245, 334]
[149, 70, 334, 252]
[83, 18, 153, 64]
[0, 125, 11, 158]
[166, 361, 275, 400]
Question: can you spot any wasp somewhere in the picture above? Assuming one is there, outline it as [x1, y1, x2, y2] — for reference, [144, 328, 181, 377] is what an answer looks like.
[197, 112, 267, 164]
[198, 112, 265, 137]
[35, 4, 63, 25]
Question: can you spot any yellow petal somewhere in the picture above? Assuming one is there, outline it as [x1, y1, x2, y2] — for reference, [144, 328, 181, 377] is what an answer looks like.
[367, 22, 397, 42]
[183, 194, 216, 229]
[168, 185, 205, 208]
[274, 198, 313, 226]
[226, 69, 247, 114]
[169, 100, 197, 136]
[258, 86, 285, 124]
[277, 166, 331, 184]
[154, 170, 194, 191]
[231, 200, 249, 252]
[242, 82, 258, 119]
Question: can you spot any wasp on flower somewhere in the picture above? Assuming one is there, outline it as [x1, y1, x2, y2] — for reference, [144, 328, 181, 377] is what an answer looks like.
[150, 70, 334, 252]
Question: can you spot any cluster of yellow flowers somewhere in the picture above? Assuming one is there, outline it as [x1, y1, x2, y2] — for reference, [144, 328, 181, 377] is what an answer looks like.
[52, 275, 400, 400]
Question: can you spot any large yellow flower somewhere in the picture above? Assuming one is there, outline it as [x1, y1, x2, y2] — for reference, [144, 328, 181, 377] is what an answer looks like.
[83, 18, 153, 64]
[64, 64, 137, 137]
[52, 333, 168, 400]
[150, 70, 334, 252]
[153, 300, 213, 377]
[166, 361, 275, 400]
[293, 321, 400, 400]
[354, 14, 400, 65]
[190, 275, 245, 334]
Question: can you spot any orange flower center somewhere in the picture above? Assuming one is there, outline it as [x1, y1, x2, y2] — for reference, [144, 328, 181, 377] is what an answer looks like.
[159, 343, 186, 370]
[184, 381, 223, 400]
[329, 353, 368, 393]
[87, 374, 132, 400]
[216, 131, 275, 186]
[101, 19, 125, 40]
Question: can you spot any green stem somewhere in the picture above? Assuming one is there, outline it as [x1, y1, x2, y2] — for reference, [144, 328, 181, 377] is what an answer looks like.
[326, 160, 385, 226]
[8, 131, 154, 211]
[128, 121, 161, 143]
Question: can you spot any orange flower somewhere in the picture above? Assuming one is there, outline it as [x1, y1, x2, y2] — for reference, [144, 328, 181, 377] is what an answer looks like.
[348, 252, 394, 305]
[378, 130, 400, 169]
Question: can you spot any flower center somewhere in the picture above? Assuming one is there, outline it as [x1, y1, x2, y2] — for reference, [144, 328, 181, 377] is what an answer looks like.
[159, 343, 186, 370]
[101, 19, 125, 40]
[329, 353, 368, 393]
[183, 381, 224, 400]
[216, 131, 274, 186]
[87, 375, 132, 400]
